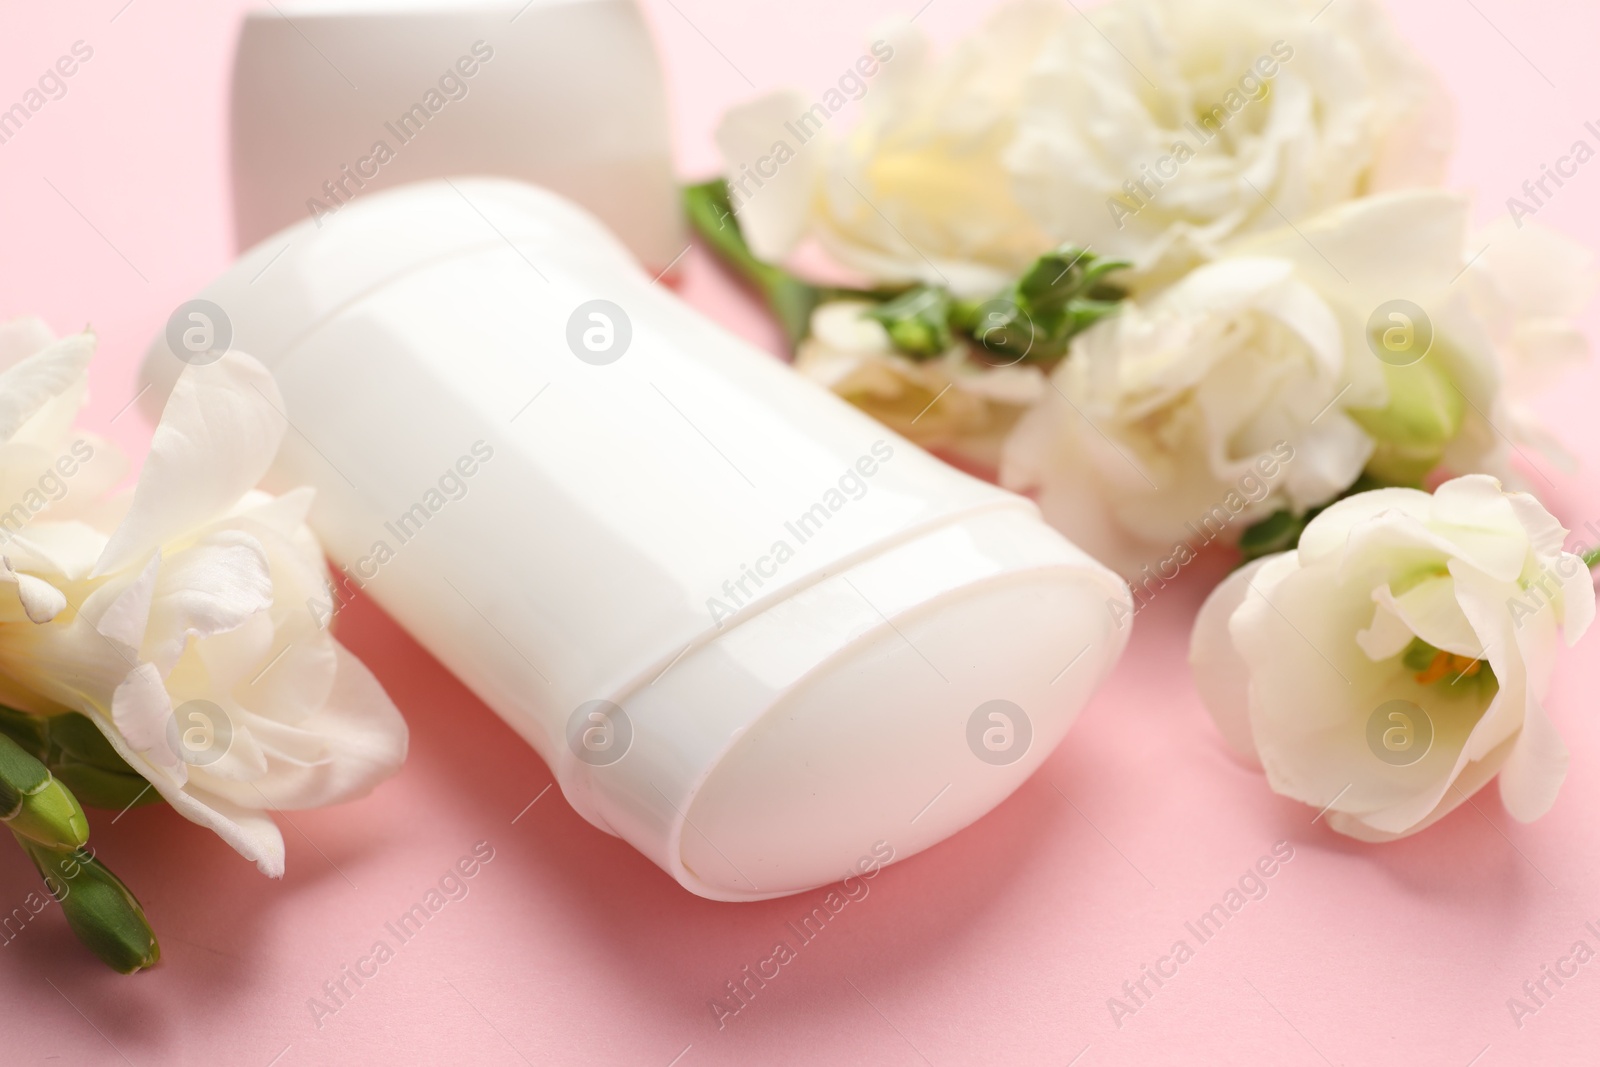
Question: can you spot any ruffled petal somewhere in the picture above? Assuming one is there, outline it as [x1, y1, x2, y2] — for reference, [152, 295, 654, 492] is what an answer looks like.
[145, 529, 274, 674]
[0, 330, 93, 446]
[111, 663, 182, 780]
[196, 641, 408, 811]
[84, 704, 287, 877]
[93, 352, 286, 577]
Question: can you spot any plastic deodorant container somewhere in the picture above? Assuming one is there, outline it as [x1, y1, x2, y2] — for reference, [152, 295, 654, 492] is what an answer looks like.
[140, 180, 1131, 900]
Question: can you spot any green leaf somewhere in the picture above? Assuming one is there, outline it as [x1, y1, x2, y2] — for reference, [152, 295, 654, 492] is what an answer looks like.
[1016, 248, 1128, 313]
[15, 835, 159, 974]
[0, 734, 89, 851]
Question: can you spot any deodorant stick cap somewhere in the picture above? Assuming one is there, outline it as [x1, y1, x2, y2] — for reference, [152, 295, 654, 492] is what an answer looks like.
[230, 0, 683, 267]
[140, 180, 1131, 901]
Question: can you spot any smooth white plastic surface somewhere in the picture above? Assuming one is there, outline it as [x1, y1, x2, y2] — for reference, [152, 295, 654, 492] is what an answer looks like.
[230, 0, 683, 267]
[140, 180, 1131, 900]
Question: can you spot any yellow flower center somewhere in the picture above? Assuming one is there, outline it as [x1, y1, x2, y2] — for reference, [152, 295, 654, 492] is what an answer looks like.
[1413, 649, 1481, 686]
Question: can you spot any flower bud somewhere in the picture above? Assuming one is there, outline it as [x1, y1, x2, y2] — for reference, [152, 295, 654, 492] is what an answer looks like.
[16, 836, 160, 974]
[1349, 358, 1464, 486]
[867, 286, 953, 358]
[0, 734, 88, 850]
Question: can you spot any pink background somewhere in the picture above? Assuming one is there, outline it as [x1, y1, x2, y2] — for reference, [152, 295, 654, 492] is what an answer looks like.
[3, 0, 1600, 1063]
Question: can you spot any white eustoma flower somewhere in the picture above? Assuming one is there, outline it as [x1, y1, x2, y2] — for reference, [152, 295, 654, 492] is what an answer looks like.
[1190, 476, 1593, 841]
[717, 2, 1065, 295]
[717, 0, 1446, 293]
[0, 343, 407, 877]
[1000, 190, 1587, 576]
[795, 301, 1044, 470]
[1008, 0, 1449, 280]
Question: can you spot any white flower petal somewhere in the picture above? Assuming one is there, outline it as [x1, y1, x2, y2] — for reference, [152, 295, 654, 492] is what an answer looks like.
[146, 529, 274, 673]
[0, 316, 56, 368]
[159, 778, 287, 878]
[1325, 734, 1512, 842]
[714, 90, 824, 262]
[1371, 576, 1482, 659]
[3, 520, 111, 581]
[1497, 692, 1568, 823]
[0, 330, 93, 446]
[198, 641, 408, 811]
[92, 551, 161, 654]
[93, 351, 287, 577]
[1354, 592, 1415, 662]
[111, 663, 182, 779]
[0, 558, 67, 624]
[1189, 556, 1272, 766]
[85, 706, 286, 877]
[1239, 189, 1468, 304]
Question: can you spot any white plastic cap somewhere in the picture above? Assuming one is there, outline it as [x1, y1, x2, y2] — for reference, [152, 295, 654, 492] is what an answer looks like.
[230, 0, 683, 267]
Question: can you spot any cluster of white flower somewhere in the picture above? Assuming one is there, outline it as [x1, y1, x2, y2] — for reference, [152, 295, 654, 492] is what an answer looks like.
[717, 0, 1596, 841]
[720, 0, 1591, 569]
[0, 321, 406, 877]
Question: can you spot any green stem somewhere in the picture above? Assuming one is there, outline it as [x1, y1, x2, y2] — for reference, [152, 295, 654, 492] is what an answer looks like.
[684, 180, 843, 352]
[1583, 548, 1600, 569]
[681, 179, 1126, 365]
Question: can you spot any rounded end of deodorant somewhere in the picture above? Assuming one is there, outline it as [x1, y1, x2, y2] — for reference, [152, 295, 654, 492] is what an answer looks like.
[577, 505, 1131, 902]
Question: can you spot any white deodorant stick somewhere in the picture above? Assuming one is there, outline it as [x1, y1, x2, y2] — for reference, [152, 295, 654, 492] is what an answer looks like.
[140, 180, 1131, 900]
[230, 0, 683, 267]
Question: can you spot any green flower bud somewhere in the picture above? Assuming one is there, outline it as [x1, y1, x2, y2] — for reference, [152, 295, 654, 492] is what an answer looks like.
[0, 734, 88, 850]
[1348, 357, 1464, 486]
[16, 836, 160, 974]
[866, 286, 954, 359]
